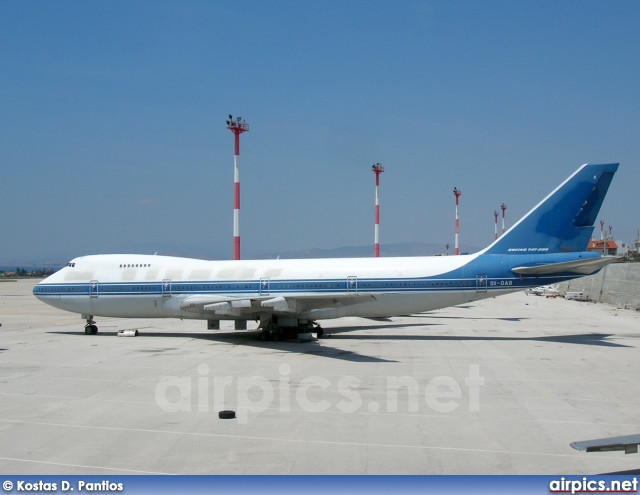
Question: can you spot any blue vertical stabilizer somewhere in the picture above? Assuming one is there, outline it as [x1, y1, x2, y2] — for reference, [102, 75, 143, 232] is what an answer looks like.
[484, 163, 619, 255]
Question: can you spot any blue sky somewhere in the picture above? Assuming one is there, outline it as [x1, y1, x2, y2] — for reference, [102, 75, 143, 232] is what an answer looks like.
[1, 1, 638, 262]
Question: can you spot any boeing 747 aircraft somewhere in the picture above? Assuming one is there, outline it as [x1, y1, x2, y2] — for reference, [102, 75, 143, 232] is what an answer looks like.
[34, 163, 619, 341]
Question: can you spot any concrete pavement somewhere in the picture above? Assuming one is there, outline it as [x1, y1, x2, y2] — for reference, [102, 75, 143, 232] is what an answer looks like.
[1, 279, 639, 474]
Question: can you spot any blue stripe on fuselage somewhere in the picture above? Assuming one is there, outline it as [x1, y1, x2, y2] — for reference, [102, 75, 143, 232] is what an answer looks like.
[32, 252, 599, 298]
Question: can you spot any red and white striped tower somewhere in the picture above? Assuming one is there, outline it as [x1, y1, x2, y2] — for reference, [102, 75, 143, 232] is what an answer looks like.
[226, 115, 249, 260]
[500, 203, 507, 236]
[453, 187, 461, 255]
[372, 163, 384, 257]
[494, 210, 498, 240]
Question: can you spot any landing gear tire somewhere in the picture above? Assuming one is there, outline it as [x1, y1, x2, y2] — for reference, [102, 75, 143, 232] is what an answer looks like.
[259, 331, 269, 342]
[85, 324, 98, 335]
[83, 316, 98, 335]
[316, 328, 324, 339]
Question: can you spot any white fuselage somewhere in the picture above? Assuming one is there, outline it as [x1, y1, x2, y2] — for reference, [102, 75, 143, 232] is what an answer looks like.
[34, 252, 518, 322]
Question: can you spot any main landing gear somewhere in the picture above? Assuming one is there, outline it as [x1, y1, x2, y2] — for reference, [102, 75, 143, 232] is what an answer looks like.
[257, 318, 324, 342]
[84, 316, 98, 335]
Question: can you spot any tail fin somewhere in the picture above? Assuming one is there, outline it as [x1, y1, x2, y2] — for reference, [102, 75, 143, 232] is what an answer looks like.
[484, 163, 619, 255]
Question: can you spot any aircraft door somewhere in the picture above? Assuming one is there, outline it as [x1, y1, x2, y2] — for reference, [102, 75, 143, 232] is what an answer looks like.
[260, 277, 270, 295]
[162, 279, 172, 297]
[90, 280, 99, 298]
[476, 274, 487, 292]
[347, 276, 358, 292]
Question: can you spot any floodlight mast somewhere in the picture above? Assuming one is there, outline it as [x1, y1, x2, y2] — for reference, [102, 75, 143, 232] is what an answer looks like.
[226, 115, 249, 260]
[501, 203, 507, 236]
[453, 187, 461, 255]
[494, 210, 498, 240]
[372, 163, 384, 257]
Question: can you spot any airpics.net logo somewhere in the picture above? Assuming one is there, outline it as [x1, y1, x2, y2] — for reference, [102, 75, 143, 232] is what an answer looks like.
[154, 364, 485, 423]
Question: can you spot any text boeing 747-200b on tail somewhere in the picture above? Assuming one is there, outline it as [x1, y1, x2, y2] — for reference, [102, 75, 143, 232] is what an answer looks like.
[34, 163, 619, 341]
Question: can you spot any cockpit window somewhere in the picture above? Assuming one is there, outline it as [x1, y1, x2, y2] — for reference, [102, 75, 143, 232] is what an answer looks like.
[67, 262, 76, 267]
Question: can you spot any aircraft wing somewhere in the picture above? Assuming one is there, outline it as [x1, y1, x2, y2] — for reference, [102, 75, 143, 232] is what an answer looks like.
[571, 434, 640, 454]
[180, 292, 378, 316]
[511, 256, 618, 276]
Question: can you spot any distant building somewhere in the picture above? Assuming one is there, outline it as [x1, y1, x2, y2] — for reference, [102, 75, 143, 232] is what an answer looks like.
[587, 239, 618, 256]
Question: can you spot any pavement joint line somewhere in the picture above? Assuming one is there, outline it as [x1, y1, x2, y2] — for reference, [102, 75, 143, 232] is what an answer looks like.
[0, 357, 628, 372]
[1, 361, 634, 381]
[1, 418, 638, 462]
[2, 393, 640, 427]
[0, 456, 169, 474]
[2, 389, 639, 406]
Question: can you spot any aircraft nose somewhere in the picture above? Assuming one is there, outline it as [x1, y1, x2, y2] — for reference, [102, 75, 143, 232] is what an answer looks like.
[32, 279, 52, 300]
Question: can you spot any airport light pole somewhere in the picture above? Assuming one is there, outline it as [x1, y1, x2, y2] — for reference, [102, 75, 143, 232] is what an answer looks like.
[501, 203, 507, 236]
[494, 210, 498, 241]
[453, 187, 461, 255]
[226, 115, 249, 260]
[372, 163, 384, 257]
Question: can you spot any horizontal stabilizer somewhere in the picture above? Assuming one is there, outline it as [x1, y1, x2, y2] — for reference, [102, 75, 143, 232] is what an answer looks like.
[511, 256, 617, 276]
[571, 434, 640, 454]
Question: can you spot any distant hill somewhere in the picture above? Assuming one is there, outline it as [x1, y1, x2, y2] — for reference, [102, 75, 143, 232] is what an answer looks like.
[0, 262, 66, 272]
[255, 241, 481, 259]
[2, 241, 481, 266]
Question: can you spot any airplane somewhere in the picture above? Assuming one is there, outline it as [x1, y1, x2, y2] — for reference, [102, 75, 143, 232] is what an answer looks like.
[34, 162, 619, 341]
